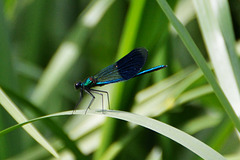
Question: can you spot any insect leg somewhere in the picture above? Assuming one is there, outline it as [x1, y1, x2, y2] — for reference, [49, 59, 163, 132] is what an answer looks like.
[90, 89, 110, 110]
[84, 89, 95, 114]
[89, 90, 104, 112]
[75, 89, 83, 109]
[72, 89, 84, 115]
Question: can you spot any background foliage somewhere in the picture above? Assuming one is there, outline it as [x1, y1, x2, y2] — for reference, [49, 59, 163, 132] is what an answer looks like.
[0, 0, 240, 159]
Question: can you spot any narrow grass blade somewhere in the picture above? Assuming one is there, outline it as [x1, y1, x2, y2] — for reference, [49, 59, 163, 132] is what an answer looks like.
[155, 0, 240, 131]
[0, 88, 59, 158]
[193, 0, 240, 117]
[1, 110, 226, 160]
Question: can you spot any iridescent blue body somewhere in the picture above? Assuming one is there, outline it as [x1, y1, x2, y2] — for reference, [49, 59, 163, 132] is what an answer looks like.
[75, 48, 167, 113]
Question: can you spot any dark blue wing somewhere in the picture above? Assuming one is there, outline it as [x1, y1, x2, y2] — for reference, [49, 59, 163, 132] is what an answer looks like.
[94, 48, 148, 86]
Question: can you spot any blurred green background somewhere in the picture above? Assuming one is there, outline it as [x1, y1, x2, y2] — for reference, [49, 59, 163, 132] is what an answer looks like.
[1, 0, 240, 159]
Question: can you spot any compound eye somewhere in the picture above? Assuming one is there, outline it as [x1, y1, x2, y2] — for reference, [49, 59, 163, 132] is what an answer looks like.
[74, 82, 82, 89]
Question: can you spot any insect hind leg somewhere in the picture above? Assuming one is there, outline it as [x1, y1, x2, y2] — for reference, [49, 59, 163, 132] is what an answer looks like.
[89, 89, 110, 112]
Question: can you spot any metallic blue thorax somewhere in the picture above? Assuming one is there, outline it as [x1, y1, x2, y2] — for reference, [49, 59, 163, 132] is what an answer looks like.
[83, 77, 96, 88]
[83, 78, 92, 87]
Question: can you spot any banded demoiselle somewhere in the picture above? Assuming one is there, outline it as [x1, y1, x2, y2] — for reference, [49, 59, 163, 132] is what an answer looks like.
[75, 48, 167, 113]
